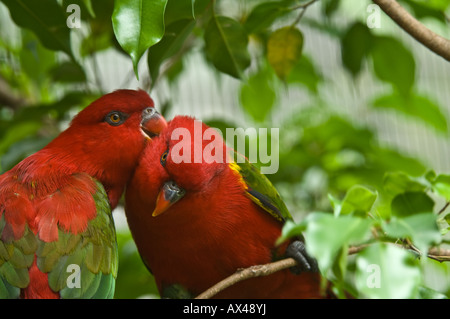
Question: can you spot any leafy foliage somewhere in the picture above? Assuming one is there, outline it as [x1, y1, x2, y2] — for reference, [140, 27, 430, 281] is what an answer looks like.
[0, 0, 449, 298]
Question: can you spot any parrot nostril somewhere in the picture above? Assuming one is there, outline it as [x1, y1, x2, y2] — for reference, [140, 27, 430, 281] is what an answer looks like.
[140, 107, 167, 139]
[144, 107, 155, 116]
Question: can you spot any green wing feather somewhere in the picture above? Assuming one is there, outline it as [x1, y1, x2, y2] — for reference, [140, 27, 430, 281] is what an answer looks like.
[0, 177, 117, 299]
[37, 180, 118, 299]
[0, 218, 36, 298]
[229, 151, 292, 223]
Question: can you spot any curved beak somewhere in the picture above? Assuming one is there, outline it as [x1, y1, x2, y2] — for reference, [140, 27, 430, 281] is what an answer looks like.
[152, 181, 186, 217]
[141, 107, 168, 139]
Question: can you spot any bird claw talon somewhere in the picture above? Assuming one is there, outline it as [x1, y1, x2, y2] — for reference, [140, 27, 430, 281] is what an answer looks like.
[285, 240, 319, 275]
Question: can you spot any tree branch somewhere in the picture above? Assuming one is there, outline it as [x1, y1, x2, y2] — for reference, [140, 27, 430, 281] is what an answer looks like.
[195, 257, 298, 299]
[372, 0, 450, 61]
[195, 243, 450, 299]
[428, 247, 450, 262]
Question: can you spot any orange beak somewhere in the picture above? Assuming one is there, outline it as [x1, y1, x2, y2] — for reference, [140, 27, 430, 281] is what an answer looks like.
[141, 107, 168, 139]
[152, 181, 186, 217]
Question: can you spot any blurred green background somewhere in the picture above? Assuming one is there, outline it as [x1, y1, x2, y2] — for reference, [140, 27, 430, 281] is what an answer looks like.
[0, 0, 449, 298]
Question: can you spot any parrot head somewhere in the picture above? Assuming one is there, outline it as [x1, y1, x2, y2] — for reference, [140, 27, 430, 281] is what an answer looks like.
[129, 115, 229, 216]
[41, 89, 167, 208]
[68, 89, 166, 141]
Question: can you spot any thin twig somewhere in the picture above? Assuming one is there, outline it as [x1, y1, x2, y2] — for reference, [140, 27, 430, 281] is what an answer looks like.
[348, 244, 369, 255]
[372, 0, 450, 61]
[290, 0, 320, 11]
[291, 0, 320, 26]
[438, 202, 450, 215]
[428, 247, 450, 262]
[195, 243, 450, 299]
[195, 257, 297, 299]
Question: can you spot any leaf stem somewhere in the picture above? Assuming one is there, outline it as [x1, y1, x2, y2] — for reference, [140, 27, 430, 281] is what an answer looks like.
[438, 201, 450, 215]
[291, 0, 320, 26]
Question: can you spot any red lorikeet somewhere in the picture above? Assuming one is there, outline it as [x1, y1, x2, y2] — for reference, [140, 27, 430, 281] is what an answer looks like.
[125, 116, 323, 298]
[0, 89, 167, 298]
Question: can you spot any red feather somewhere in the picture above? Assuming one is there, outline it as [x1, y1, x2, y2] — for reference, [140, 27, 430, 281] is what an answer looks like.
[1, 89, 161, 298]
[20, 259, 59, 299]
[125, 116, 323, 298]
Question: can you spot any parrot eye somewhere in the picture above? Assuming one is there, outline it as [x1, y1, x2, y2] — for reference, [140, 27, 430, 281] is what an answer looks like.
[161, 149, 169, 166]
[105, 111, 127, 126]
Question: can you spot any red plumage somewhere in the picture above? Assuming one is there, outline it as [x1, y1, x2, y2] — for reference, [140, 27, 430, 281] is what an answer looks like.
[125, 116, 323, 298]
[0, 89, 165, 298]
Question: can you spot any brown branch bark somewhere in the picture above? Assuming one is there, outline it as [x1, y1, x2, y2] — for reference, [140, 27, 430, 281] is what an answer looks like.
[372, 0, 450, 61]
[195, 257, 298, 299]
[195, 244, 450, 299]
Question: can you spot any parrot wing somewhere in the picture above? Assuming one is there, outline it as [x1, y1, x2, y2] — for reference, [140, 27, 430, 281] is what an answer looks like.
[0, 218, 36, 298]
[36, 178, 118, 298]
[229, 150, 292, 223]
[0, 174, 117, 299]
[229, 151, 318, 273]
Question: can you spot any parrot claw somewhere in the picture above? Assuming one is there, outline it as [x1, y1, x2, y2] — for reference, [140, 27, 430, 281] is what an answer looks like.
[285, 240, 319, 275]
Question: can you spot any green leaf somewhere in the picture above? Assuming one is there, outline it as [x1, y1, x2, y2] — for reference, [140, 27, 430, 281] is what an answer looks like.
[426, 173, 450, 201]
[383, 213, 441, 253]
[204, 16, 251, 79]
[338, 185, 377, 217]
[403, 0, 450, 11]
[331, 245, 348, 282]
[1, 137, 51, 173]
[417, 286, 448, 299]
[79, 0, 115, 56]
[164, 0, 196, 25]
[20, 31, 56, 85]
[147, 19, 195, 84]
[298, 213, 373, 273]
[445, 214, 450, 228]
[370, 36, 415, 95]
[244, 1, 293, 33]
[372, 92, 447, 134]
[401, 0, 447, 23]
[112, 0, 169, 78]
[49, 61, 86, 83]
[383, 171, 428, 197]
[82, 0, 96, 18]
[239, 64, 277, 122]
[391, 191, 434, 217]
[1, 0, 74, 59]
[0, 122, 42, 157]
[322, 0, 341, 16]
[277, 220, 305, 245]
[355, 243, 421, 298]
[267, 26, 304, 81]
[340, 22, 373, 77]
[287, 55, 323, 93]
[373, 148, 426, 177]
[80, 33, 112, 57]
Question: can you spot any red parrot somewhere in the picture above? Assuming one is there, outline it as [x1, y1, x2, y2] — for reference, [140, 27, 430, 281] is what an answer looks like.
[0, 89, 167, 299]
[125, 116, 323, 299]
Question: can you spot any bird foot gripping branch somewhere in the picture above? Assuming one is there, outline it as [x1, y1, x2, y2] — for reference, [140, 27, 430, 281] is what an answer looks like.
[125, 116, 325, 299]
[285, 240, 319, 275]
